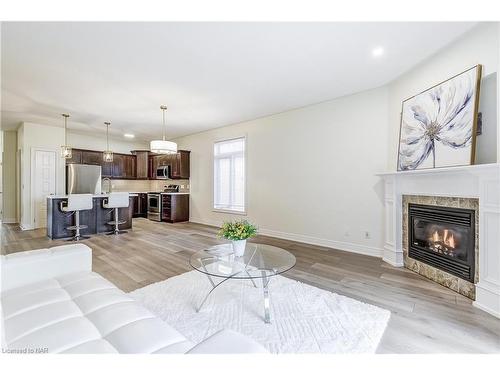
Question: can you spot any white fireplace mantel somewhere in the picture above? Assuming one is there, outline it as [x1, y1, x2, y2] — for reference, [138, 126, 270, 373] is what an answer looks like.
[377, 163, 500, 318]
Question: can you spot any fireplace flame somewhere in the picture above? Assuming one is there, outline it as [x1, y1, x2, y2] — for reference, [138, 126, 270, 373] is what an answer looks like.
[444, 230, 456, 249]
[430, 229, 456, 249]
[431, 230, 440, 243]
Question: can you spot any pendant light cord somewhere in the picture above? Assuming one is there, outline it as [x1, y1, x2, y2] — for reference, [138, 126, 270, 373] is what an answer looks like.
[106, 123, 109, 150]
[162, 107, 166, 141]
[62, 114, 69, 146]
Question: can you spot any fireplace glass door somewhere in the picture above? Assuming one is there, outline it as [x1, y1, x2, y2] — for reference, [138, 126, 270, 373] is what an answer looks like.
[412, 219, 470, 262]
[408, 203, 475, 282]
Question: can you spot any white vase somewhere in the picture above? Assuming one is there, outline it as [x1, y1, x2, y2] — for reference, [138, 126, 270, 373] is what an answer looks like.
[232, 239, 247, 257]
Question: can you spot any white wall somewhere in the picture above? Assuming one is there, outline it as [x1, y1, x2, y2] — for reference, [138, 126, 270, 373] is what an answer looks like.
[67, 130, 148, 154]
[476, 73, 498, 164]
[175, 23, 499, 258]
[16, 122, 149, 229]
[176, 86, 389, 257]
[1, 131, 17, 223]
[17, 122, 66, 229]
[387, 23, 499, 170]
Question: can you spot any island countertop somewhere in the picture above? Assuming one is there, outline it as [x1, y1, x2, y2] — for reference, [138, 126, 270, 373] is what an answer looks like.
[47, 193, 139, 199]
[46, 195, 135, 239]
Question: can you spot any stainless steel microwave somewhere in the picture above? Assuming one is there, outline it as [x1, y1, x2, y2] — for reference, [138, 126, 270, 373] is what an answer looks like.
[156, 165, 170, 179]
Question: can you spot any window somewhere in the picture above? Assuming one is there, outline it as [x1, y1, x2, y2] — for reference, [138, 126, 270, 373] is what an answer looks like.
[213, 137, 246, 213]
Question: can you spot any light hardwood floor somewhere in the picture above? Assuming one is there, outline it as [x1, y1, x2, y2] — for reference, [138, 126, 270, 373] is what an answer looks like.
[1, 218, 499, 353]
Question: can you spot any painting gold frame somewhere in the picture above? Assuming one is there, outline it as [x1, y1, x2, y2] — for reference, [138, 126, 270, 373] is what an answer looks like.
[397, 64, 482, 171]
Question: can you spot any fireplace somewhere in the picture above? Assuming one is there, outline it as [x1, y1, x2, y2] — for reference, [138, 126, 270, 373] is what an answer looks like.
[409, 203, 475, 283]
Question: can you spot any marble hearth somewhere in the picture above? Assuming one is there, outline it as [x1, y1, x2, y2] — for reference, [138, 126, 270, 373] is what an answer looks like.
[377, 164, 500, 318]
[402, 195, 479, 299]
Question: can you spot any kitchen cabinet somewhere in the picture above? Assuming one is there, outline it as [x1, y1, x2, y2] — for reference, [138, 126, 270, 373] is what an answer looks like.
[148, 155, 157, 179]
[66, 149, 82, 164]
[170, 150, 190, 179]
[124, 155, 136, 178]
[161, 194, 189, 223]
[102, 160, 113, 178]
[132, 193, 148, 218]
[112, 154, 136, 179]
[47, 196, 133, 239]
[133, 151, 149, 179]
[148, 150, 190, 180]
[65, 147, 189, 181]
[81, 150, 103, 165]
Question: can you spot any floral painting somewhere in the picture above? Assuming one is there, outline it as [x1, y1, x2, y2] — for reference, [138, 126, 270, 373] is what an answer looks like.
[397, 65, 482, 171]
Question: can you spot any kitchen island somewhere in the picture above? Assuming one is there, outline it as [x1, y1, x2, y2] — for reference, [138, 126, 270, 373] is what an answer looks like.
[46, 194, 136, 239]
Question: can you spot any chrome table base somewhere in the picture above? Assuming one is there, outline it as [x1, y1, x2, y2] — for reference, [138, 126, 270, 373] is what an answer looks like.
[196, 264, 272, 324]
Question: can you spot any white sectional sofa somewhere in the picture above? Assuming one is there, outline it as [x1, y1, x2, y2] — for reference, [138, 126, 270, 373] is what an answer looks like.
[0, 244, 267, 354]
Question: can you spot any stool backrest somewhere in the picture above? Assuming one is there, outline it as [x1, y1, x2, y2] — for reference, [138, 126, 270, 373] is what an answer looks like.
[107, 192, 130, 208]
[67, 194, 93, 211]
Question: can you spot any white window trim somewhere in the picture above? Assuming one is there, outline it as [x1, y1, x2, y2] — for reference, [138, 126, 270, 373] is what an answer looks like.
[212, 135, 248, 216]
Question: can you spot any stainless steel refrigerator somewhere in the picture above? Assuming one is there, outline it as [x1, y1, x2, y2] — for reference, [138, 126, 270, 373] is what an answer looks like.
[66, 164, 102, 194]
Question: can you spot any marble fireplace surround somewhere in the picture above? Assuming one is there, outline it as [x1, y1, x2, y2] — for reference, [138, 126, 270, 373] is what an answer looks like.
[402, 195, 478, 300]
[377, 164, 500, 318]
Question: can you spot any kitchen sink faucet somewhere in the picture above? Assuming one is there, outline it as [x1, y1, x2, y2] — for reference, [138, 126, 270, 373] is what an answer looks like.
[102, 177, 112, 193]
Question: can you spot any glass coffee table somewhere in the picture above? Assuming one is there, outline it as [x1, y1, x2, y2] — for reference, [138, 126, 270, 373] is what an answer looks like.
[190, 243, 296, 324]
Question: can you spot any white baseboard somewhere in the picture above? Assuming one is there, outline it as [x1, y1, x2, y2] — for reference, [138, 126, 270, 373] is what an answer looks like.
[474, 282, 500, 318]
[19, 223, 34, 231]
[1, 218, 17, 224]
[189, 217, 383, 258]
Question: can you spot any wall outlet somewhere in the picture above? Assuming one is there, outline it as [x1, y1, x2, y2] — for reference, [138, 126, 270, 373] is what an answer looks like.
[364, 231, 371, 239]
[344, 231, 350, 237]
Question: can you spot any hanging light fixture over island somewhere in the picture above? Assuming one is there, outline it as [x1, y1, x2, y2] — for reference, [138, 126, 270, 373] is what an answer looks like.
[103, 121, 113, 162]
[61, 113, 72, 159]
[150, 105, 177, 154]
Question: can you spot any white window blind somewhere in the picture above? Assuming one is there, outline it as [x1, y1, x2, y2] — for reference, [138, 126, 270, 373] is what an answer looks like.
[213, 137, 246, 213]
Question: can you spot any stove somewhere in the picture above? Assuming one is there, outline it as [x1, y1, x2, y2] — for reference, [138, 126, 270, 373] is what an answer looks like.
[147, 185, 180, 221]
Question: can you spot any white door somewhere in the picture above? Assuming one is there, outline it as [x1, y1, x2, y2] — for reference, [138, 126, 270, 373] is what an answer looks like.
[33, 150, 56, 228]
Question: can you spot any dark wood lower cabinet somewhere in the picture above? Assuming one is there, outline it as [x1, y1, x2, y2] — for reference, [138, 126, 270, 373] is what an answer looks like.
[47, 197, 133, 239]
[132, 193, 148, 218]
[161, 194, 189, 223]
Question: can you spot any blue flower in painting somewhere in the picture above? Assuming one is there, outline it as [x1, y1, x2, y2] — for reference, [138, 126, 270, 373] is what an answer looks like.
[398, 71, 476, 170]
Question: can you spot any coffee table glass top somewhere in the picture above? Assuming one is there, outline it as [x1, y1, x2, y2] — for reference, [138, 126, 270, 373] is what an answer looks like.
[190, 243, 296, 279]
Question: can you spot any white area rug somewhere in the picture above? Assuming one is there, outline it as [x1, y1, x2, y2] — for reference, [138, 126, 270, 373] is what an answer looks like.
[129, 270, 391, 353]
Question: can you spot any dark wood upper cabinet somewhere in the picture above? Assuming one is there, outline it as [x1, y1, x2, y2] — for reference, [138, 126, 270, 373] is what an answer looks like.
[133, 151, 149, 179]
[171, 150, 190, 179]
[65, 148, 189, 180]
[124, 155, 136, 179]
[112, 154, 124, 178]
[148, 154, 157, 179]
[148, 151, 190, 180]
[66, 149, 83, 164]
[81, 150, 103, 165]
[102, 160, 113, 177]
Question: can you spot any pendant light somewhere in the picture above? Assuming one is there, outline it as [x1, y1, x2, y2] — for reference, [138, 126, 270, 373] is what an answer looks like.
[103, 122, 113, 162]
[61, 113, 72, 159]
[150, 105, 177, 154]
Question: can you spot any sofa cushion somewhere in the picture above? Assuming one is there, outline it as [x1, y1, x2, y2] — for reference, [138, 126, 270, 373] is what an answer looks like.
[1, 245, 92, 292]
[1, 272, 193, 353]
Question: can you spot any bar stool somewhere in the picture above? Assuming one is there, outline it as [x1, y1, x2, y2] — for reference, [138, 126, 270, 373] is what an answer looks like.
[103, 192, 130, 235]
[60, 194, 93, 241]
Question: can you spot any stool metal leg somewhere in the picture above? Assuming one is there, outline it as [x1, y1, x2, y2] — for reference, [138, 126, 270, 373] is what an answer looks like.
[107, 207, 127, 235]
[67, 211, 90, 241]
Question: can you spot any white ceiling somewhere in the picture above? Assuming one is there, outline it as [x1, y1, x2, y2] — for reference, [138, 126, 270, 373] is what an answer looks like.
[1, 22, 477, 141]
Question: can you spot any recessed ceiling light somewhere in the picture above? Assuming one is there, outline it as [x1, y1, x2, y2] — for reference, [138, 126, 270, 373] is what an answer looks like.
[372, 46, 384, 58]
[124, 133, 135, 138]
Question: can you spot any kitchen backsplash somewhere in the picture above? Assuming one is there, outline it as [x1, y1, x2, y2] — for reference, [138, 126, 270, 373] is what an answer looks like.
[104, 179, 190, 193]
[150, 180, 190, 192]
